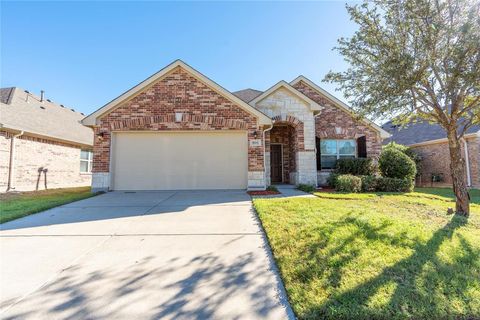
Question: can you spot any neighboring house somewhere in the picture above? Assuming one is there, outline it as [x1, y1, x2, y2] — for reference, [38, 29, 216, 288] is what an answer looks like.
[0, 87, 94, 191]
[82, 60, 390, 192]
[382, 120, 480, 188]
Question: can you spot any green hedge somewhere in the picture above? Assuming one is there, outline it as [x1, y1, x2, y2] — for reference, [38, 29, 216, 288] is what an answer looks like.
[335, 174, 362, 193]
[330, 174, 414, 193]
[383, 142, 422, 174]
[360, 175, 378, 192]
[379, 149, 417, 180]
[375, 176, 414, 192]
[335, 158, 375, 176]
[327, 173, 339, 188]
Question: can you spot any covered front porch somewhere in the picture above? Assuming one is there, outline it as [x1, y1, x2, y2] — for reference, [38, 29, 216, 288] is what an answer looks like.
[264, 115, 316, 187]
[268, 123, 298, 184]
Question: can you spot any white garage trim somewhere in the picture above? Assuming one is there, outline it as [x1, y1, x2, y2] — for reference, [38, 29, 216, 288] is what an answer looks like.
[111, 131, 248, 190]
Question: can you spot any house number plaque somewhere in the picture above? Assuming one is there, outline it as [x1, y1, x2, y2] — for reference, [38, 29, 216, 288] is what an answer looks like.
[249, 139, 262, 147]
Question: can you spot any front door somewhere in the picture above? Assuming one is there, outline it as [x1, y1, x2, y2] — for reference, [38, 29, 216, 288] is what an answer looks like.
[270, 144, 283, 183]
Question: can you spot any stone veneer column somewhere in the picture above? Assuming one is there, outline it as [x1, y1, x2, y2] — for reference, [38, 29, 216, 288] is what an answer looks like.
[295, 151, 317, 185]
[297, 111, 318, 186]
[92, 172, 110, 192]
[247, 171, 266, 190]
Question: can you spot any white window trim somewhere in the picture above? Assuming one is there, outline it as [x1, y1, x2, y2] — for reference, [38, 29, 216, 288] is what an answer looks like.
[80, 150, 93, 173]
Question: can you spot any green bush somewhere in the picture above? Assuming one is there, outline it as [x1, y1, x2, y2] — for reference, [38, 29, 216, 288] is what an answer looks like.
[360, 175, 378, 192]
[266, 185, 278, 192]
[383, 142, 422, 175]
[376, 177, 414, 192]
[297, 184, 316, 193]
[335, 174, 362, 193]
[379, 149, 417, 180]
[335, 158, 375, 176]
[327, 173, 339, 188]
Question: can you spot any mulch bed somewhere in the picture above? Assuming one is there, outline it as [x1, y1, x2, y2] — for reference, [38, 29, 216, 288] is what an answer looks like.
[315, 187, 336, 193]
[247, 191, 281, 196]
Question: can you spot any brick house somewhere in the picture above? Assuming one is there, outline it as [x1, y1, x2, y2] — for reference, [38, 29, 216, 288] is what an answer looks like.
[382, 120, 480, 188]
[82, 60, 390, 192]
[0, 88, 94, 191]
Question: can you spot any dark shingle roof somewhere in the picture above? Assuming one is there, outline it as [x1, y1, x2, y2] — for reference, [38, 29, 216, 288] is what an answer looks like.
[0, 87, 93, 146]
[382, 120, 480, 145]
[232, 88, 263, 103]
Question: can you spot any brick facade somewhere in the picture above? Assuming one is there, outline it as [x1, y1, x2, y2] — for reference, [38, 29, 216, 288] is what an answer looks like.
[87, 63, 388, 191]
[0, 131, 91, 191]
[292, 80, 383, 185]
[469, 136, 480, 188]
[292, 80, 383, 159]
[412, 136, 480, 188]
[92, 66, 265, 190]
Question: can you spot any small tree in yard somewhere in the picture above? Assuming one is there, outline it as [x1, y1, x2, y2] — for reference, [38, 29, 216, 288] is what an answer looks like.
[325, 0, 480, 216]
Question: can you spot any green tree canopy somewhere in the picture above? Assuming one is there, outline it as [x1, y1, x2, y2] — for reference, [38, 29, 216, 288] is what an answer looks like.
[325, 0, 479, 215]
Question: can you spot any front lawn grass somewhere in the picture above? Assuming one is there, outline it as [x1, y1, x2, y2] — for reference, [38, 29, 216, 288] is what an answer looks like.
[1, 187, 96, 224]
[254, 188, 480, 319]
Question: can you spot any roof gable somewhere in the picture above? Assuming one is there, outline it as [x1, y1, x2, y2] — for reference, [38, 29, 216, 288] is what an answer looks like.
[82, 60, 272, 126]
[290, 76, 391, 139]
[249, 80, 323, 111]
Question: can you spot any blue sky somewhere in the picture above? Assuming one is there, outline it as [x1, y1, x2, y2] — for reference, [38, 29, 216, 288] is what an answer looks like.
[1, 1, 357, 115]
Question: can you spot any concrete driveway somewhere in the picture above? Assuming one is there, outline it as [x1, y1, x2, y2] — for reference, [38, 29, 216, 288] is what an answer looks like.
[0, 190, 293, 319]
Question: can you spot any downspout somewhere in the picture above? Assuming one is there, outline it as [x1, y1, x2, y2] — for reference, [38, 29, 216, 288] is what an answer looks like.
[313, 111, 322, 187]
[262, 124, 274, 189]
[463, 138, 472, 187]
[7, 130, 24, 191]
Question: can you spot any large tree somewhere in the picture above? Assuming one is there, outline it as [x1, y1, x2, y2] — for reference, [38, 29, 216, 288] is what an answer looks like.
[325, 0, 480, 216]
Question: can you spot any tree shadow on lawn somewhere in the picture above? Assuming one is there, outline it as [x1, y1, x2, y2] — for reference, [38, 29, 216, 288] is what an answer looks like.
[297, 216, 413, 291]
[299, 215, 479, 320]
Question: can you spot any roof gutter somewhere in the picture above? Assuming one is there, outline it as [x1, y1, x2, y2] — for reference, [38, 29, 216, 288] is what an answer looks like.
[7, 129, 24, 191]
[262, 124, 274, 190]
[0, 123, 93, 149]
[407, 132, 478, 148]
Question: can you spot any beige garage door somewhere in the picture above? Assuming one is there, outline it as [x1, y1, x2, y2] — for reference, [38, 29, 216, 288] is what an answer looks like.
[112, 131, 248, 190]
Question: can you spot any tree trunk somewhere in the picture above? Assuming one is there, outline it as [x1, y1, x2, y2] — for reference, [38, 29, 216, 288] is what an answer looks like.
[447, 130, 470, 216]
